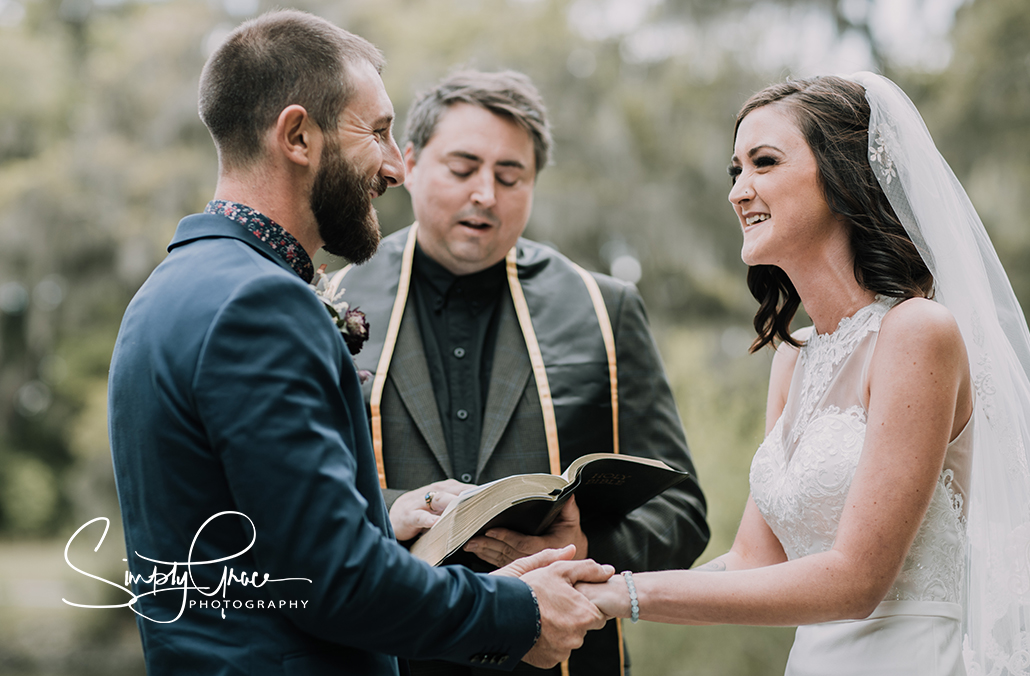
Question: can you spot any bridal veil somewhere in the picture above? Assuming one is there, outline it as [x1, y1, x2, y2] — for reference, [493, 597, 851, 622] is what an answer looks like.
[850, 71, 1030, 675]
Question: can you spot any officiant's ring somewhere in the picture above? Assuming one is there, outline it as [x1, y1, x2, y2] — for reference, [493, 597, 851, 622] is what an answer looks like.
[424, 491, 436, 507]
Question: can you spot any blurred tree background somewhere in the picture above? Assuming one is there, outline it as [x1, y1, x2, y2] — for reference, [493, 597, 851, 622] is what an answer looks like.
[0, 0, 1026, 673]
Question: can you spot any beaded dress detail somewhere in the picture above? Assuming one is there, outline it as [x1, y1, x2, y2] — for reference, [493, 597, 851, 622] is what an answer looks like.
[749, 298, 973, 676]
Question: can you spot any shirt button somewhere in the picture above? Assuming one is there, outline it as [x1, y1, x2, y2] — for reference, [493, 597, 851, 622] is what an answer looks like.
[460, 473, 473, 483]
[453, 347, 466, 358]
[456, 409, 469, 420]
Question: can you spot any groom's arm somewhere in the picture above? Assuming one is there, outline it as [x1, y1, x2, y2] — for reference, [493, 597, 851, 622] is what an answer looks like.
[193, 273, 556, 666]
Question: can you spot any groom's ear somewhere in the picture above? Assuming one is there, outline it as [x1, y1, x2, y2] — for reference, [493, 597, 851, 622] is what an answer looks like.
[274, 105, 319, 168]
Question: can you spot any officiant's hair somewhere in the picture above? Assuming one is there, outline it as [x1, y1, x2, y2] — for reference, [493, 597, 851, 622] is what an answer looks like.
[404, 70, 552, 175]
[733, 76, 934, 353]
[199, 9, 384, 170]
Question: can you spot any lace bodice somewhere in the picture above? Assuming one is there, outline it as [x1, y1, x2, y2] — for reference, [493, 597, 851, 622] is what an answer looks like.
[750, 298, 972, 604]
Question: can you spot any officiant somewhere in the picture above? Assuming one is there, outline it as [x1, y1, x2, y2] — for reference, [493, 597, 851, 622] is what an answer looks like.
[338, 69, 710, 676]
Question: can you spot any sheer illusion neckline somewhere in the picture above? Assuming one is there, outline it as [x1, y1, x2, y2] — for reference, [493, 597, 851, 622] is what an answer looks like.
[789, 296, 894, 447]
[807, 295, 895, 343]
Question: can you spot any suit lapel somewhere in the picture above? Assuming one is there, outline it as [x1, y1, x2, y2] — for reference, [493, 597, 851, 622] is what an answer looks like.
[389, 301, 452, 477]
[477, 295, 532, 476]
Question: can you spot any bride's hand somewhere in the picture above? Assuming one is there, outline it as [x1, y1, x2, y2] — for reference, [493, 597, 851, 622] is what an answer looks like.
[576, 574, 632, 620]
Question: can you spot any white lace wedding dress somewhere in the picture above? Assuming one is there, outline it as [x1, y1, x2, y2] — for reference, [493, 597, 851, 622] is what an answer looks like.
[750, 297, 973, 676]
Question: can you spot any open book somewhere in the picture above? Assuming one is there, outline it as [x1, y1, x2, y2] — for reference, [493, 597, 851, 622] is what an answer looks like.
[409, 452, 691, 567]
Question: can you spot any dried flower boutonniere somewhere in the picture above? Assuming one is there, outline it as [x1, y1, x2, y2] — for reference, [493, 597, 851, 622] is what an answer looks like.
[310, 265, 372, 382]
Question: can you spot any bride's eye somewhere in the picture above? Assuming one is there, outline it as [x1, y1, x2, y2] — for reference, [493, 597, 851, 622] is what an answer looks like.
[728, 164, 741, 184]
[754, 155, 777, 168]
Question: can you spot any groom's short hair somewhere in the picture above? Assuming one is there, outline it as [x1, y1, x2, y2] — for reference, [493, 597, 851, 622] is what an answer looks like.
[198, 9, 384, 170]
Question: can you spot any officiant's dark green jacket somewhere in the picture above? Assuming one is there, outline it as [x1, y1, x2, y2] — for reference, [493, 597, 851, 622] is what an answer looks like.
[341, 226, 711, 676]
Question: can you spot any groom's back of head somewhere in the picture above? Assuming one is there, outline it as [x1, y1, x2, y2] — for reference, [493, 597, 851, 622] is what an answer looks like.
[198, 9, 384, 171]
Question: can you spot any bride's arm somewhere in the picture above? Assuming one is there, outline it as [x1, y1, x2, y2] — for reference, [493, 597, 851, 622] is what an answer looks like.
[578, 332, 800, 618]
[580, 299, 971, 627]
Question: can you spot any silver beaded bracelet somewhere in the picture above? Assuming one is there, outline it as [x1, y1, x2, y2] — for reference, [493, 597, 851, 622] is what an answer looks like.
[621, 570, 639, 623]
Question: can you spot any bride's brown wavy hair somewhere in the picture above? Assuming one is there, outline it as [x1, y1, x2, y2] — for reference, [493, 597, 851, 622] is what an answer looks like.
[733, 76, 933, 353]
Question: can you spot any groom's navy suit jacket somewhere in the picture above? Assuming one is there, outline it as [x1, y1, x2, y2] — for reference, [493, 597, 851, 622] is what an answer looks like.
[108, 213, 538, 676]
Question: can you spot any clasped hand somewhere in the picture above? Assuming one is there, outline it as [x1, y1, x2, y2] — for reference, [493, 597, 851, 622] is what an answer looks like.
[575, 574, 631, 621]
[393, 483, 608, 668]
[493, 545, 613, 668]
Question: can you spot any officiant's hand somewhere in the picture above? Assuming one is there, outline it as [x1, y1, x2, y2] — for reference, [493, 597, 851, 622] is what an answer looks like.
[493, 544, 613, 668]
[389, 479, 474, 542]
[464, 496, 589, 566]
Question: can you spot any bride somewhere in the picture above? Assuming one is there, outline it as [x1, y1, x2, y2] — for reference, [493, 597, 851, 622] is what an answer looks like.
[578, 73, 1030, 676]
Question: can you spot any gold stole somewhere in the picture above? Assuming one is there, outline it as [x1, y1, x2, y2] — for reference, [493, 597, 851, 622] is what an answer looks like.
[338, 224, 625, 676]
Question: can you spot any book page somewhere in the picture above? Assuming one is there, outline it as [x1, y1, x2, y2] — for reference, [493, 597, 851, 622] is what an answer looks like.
[562, 451, 675, 480]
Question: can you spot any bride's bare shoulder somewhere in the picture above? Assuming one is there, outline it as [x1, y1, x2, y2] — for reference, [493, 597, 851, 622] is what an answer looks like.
[879, 297, 963, 350]
[874, 297, 969, 383]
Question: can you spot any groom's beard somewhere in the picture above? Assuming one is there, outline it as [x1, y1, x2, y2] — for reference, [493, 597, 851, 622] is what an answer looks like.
[310, 137, 385, 264]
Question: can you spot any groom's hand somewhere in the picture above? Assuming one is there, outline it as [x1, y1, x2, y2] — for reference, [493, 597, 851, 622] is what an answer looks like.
[493, 545, 613, 668]
[388, 479, 474, 542]
[464, 496, 589, 566]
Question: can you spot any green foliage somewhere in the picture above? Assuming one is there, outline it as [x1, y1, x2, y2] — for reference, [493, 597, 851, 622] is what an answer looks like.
[0, 0, 219, 537]
[913, 0, 1030, 304]
[1, 452, 60, 533]
[625, 621, 794, 676]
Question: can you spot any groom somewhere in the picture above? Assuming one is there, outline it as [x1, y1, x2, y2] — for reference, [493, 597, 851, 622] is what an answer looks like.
[107, 10, 611, 675]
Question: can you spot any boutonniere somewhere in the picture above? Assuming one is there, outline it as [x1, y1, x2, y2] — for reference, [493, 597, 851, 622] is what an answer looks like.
[310, 265, 372, 382]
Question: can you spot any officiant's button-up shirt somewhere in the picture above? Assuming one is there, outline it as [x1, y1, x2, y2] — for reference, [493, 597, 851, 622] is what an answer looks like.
[411, 243, 505, 482]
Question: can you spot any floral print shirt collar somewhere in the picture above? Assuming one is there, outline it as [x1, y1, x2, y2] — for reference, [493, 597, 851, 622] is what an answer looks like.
[205, 200, 314, 283]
